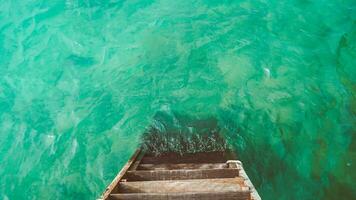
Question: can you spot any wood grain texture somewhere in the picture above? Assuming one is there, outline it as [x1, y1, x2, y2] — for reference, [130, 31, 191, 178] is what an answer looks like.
[117, 178, 248, 193]
[125, 168, 239, 181]
[110, 191, 251, 200]
[137, 163, 228, 170]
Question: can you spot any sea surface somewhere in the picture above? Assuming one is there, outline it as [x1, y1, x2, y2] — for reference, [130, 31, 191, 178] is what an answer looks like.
[0, 0, 355, 199]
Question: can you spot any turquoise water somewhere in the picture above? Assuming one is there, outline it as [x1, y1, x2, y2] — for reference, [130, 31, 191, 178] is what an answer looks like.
[0, 0, 355, 199]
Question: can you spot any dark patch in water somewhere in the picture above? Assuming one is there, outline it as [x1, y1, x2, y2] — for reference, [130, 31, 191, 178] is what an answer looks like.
[67, 54, 96, 67]
[141, 111, 229, 156]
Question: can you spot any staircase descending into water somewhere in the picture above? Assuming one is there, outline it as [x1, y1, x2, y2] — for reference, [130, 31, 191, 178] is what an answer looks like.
[100, 149, 261, 200]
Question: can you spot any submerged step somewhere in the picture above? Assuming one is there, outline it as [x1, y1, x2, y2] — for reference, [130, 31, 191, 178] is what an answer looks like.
[137, 163, 228, 170]
[141, 151, 233, 164]
[117, 178, 247, 193]
[110, 191, 251, 200]
[125, 168, 239, 181]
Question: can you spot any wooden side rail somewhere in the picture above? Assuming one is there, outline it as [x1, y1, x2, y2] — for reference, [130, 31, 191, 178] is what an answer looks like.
[100, 149, 141, 200]
[226, 160, 261, 200]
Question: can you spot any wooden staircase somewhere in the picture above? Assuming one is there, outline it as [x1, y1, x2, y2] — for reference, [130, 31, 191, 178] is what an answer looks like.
[100, 149, 261, 200]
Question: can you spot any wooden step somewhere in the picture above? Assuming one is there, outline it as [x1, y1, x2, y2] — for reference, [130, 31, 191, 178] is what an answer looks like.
[110, 191, 251, 200]
[137, 163, 228, 170]
[117, 178, 247, 193]
[141, 151, 233, 164]
[125, 168, 239, 181]
[100, 149, 261, 200]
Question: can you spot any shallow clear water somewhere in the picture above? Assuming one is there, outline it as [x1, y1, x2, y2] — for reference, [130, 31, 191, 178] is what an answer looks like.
[0, 0, 355, 199]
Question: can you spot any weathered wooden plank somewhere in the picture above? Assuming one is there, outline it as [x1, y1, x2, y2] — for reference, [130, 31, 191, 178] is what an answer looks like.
[137, 163, 228, 170]
[129, 151, 145, 171]
[100, 149, 141, 200]
[118, 178, 248, 193]
[141, 151, 233, 164]
[125, 168, 239, 181]
[227, 160, 261, 200]
[110, 191, 251, 200]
